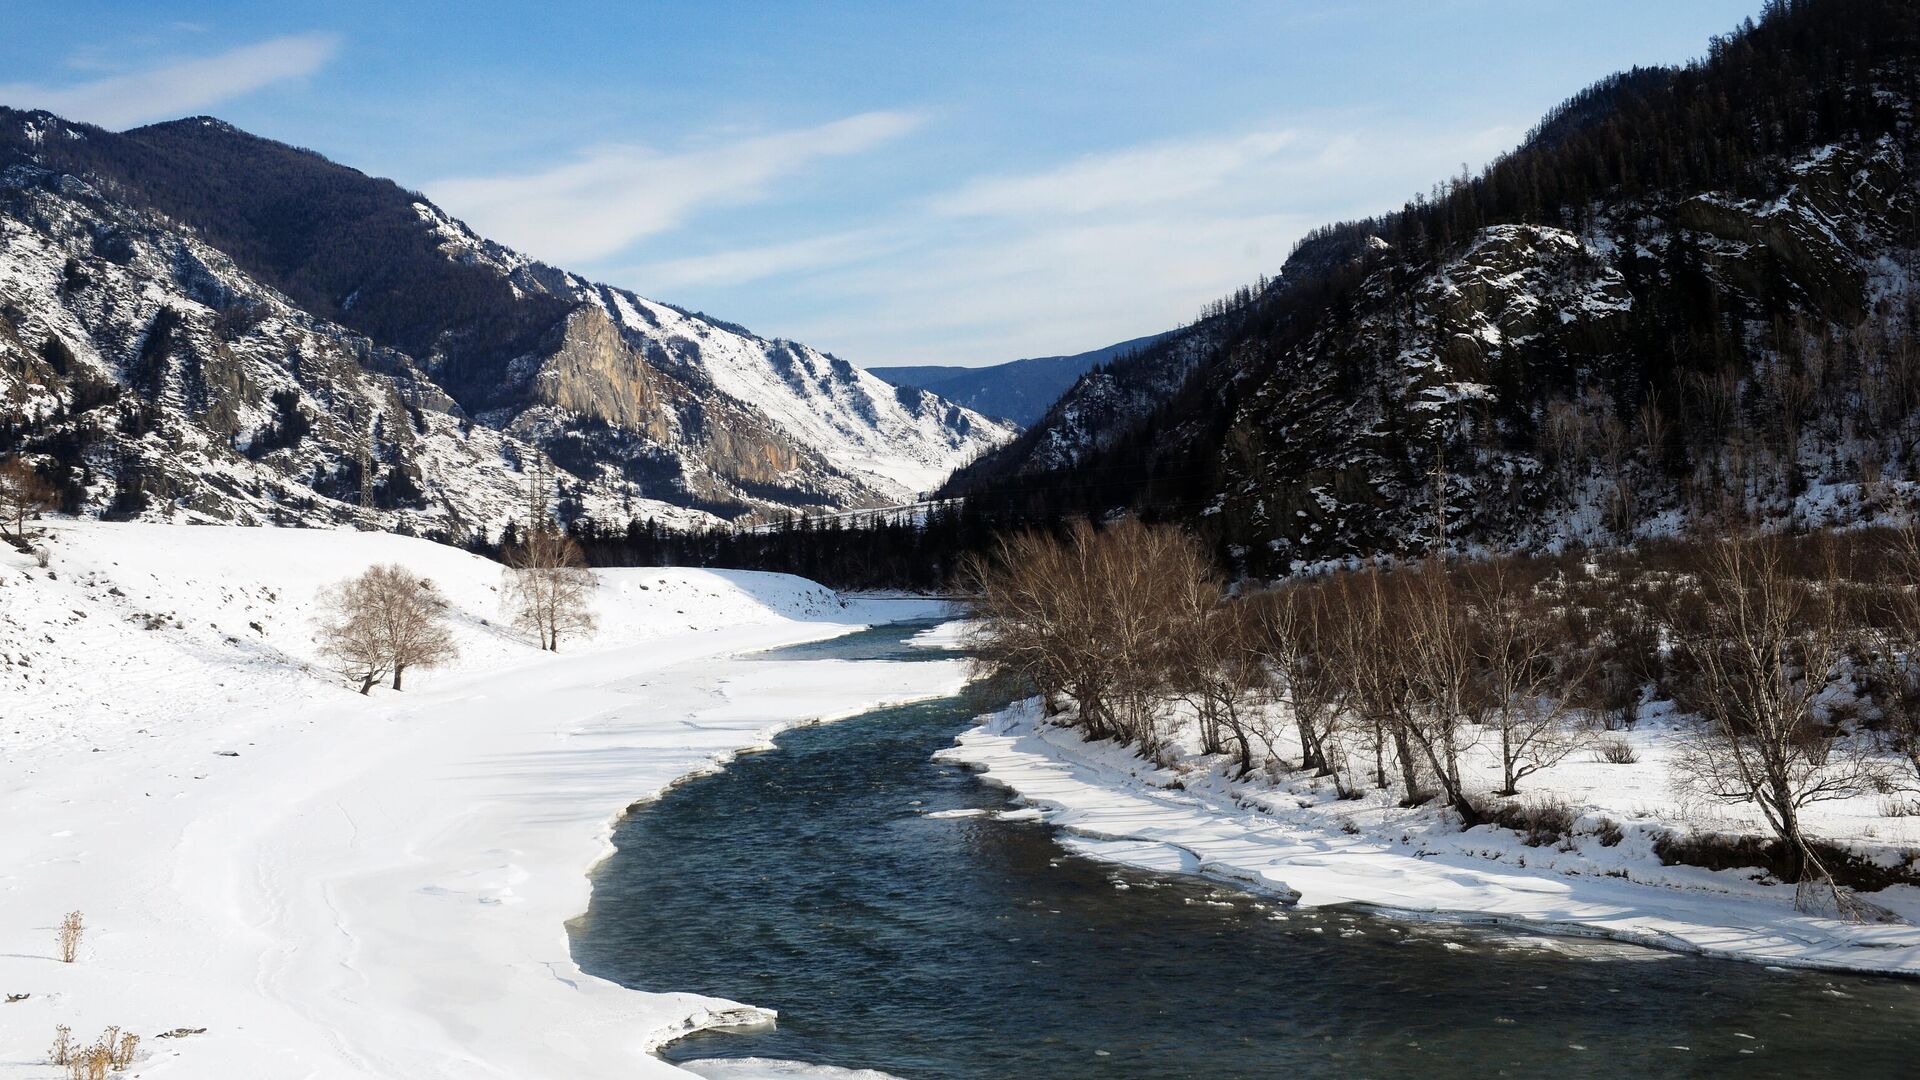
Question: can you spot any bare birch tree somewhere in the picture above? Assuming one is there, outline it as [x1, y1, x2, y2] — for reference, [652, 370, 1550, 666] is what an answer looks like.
[1668, 535, 1879, 918]
[1865, 513, 1920, 786]
[1252, 582, 1353, 793]
[504, 527, 598, 651]
[1400, 561, 1483, 824]
[1468, 564, 1591, 796]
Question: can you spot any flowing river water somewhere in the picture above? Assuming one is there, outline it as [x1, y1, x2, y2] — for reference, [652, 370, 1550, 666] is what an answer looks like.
[571, 620, 1920, 1079]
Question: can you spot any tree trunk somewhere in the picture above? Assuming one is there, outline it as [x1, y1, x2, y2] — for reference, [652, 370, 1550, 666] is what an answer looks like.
[1392, 728, 1425, 803]
[359, 673, 376, 695]
[1372, 718, 1388, 789]
[392, 666, 405, 691]
[1498, 722, 1519, 796]
[1296, 717, 1325, 773]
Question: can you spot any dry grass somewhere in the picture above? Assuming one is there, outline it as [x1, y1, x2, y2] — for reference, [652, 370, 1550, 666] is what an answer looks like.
[54, 1027, 138, 1078]
[56, 911, 83, 963]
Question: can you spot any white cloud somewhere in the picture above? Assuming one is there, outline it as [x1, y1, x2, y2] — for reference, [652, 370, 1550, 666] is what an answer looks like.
[630, 121, 1521, 365]
[428, 111, 924, 265]
[930, 130, 1306, 217]
[0, 33, 341, 130]
[628, 227, 906, 290]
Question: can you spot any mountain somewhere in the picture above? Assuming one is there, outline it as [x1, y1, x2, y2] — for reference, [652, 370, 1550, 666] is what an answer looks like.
[945, 0, 1920, 575]
[0, 111, 1011, 540]
[867, 333, 1167, 427]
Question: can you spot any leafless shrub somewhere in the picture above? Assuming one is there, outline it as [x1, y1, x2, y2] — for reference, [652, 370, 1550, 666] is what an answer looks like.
[1593, 738, 1639, 765]
[1478, 794, 1578, 847]
[66, 1042, 109, 1080]
[1590, 816, 1626, 847]
[1878, 795, 1920, 818]
[503, 527, 598, 652]
[57, 910, 82, 963]
[49, 1025, 72, 1066]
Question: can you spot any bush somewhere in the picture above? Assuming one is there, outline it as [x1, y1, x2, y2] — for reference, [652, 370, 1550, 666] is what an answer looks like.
[1651, 830, 1918, 890]
[1593, 737, 1639, 764]
[1590, 816, 1625, 847]
[1877, 796, 1920, 818]
[1479, 795, 1578, 847]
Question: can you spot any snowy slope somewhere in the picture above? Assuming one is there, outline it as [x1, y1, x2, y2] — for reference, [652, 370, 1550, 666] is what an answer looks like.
[0, 522, 969, 1079]
[407, 200, 1006, 501]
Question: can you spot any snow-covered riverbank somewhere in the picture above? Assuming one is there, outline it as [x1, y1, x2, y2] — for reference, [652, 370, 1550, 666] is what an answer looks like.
[1, 522, 966, 1078]
[938, 701, 1920, 976]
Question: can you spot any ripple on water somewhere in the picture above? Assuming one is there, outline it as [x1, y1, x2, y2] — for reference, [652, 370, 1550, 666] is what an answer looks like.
[572, 622, 1920, 1080]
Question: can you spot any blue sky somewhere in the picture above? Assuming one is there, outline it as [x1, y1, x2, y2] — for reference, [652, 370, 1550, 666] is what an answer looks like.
[1, 2, 1763, 366]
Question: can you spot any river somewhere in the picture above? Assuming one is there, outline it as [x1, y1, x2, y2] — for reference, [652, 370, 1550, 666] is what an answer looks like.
[571, 619, 1920, 1078]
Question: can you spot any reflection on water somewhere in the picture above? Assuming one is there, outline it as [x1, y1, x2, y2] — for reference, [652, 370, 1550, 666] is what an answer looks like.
[572, 623, 1920, 1079]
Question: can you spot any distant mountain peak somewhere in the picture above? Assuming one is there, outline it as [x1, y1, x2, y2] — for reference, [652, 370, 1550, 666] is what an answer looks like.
[868, 332, 1170, 428]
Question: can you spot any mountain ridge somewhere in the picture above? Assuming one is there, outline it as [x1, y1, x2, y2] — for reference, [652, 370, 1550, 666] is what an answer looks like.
[944, 0, 1920, 575]
[867, 332, 1168, 427]
[0, 109, 1012, 539]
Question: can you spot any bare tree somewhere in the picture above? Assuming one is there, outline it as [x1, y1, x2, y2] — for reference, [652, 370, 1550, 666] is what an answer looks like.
[965, 517, 1219, 758]
[964, 526, 1109, 729]
[1864, 512, 1920, 786]
[318, 581, 389, 694]
[1668, 535, 1878, 917]
[1399, 561, 1483, 824]
[504, 527, 598, 651]
[1167, 592, 1266, 777]
[377, 568, 458, 689]
[0, 455, 56, 538]
[1467, 564, 1591, 796]
[1250, 581, 1354, 792]
[1329, 569, 1428, 801]
[318, 564, 458, 693]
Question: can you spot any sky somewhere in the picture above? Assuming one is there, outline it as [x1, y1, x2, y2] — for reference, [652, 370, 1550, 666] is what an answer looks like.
[0, 2, 1765, 367]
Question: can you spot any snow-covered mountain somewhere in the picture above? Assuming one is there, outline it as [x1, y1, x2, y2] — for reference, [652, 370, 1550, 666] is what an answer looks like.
[0, 110, 1011, 540]
[946, 0, 1920, 574]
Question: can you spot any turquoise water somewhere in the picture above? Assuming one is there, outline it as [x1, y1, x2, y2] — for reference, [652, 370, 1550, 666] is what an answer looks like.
[571, 622, 1920, 1078]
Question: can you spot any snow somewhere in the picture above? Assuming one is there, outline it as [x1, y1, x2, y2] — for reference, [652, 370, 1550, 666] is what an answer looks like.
[904, 619, 977, 651]
[939, 700, 1920, 977]
[0, 522, 969, 1078]
[676, 1059, 905, 1080]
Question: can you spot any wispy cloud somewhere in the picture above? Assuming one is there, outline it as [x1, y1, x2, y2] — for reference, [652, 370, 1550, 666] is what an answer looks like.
[630, 227, 907, 290]
[629, 120, 1520, 365]
[0, 33, 341, 129]
[930, 130, 1308, 217]
[428, 111, 924, 265]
